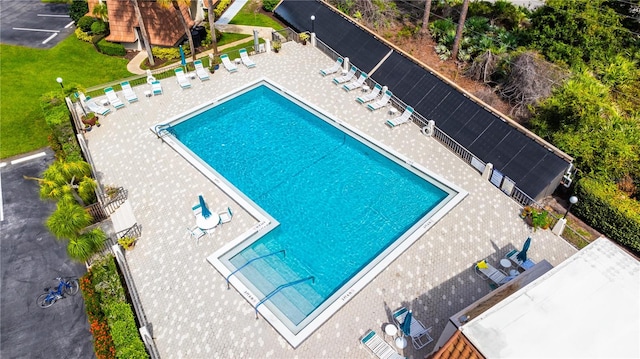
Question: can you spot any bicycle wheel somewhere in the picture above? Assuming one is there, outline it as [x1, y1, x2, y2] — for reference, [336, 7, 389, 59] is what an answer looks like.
[37, 293, 56, 308]
[64, 279, 79, 296]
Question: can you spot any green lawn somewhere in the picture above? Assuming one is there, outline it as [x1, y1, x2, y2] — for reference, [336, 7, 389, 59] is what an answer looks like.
[229, 1, 284, 30]
[0, 36, 131, 159]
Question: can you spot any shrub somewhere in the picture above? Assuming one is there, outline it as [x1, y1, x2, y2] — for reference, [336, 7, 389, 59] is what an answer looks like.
[70, 0, 89, 24]
[75, 28, 93, 43]
[78, 16, 97, 32]
[80, 274, 117, 359]
[97, 39, 126, 56]
[106, 302, 148, 358]
[214, 0, 231, 18]
[91, 20, 108, 35]
[574, 177, 640, 253]
[263, 0, 279, 12]
[151, 47, 180, 61]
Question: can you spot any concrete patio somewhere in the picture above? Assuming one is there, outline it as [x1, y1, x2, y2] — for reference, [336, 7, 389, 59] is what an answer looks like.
[85, 41, 577, 358]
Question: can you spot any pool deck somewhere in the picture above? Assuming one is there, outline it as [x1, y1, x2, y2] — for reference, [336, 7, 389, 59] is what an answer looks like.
[85, 42, 577, 358]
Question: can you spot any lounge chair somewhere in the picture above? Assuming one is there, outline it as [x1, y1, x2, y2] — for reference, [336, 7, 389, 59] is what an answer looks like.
[239, 48, 256, 68]
[220, 54, 238, 73]
[77, 92, 110, 116]
[193, 59, 210, 81]
[392, 308, 433, 350]
[174, 68, 192, 89]
[505, 249, 536, 271]
[319, 57, 343, 76]
[386, 107, 414, 128]
[367, 90, 393, 111]
[218, 207, 233, 224]
[120, 81, 138, 103]
[356, 84, 382, 104]
[151, 80, 163, 95]
[475, 260, 511, 286]
[104, 87, 125, 109]
[361, 330, 405, 359]
[342, 73, 367, 92]
[333, 65, 357, 85]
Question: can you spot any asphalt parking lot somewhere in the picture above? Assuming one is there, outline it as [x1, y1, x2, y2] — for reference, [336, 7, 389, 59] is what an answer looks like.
[0, 0, 75, 48]
[0, 149, 94, 358]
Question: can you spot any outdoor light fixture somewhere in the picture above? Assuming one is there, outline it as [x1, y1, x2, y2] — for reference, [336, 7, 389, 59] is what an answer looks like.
[56, 77, 64, 89]
[563, 196, 578, 219]
[311, 15, 315, 33]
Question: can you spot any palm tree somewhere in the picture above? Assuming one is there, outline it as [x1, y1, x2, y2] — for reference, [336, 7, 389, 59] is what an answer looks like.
[67, 228, 106, 262]
[451, 0, 470, 60]
[24, 160, 97, 206]
[420, 0, 432, 36]
[46, 202, 93, 240]
[131, 0, 155, 66]
[157, 0, 196, 61]
[205, 0, 218, 56]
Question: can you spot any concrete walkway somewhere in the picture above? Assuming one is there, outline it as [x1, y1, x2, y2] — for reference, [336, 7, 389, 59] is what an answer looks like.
[126, 24, 273, 75]
[215, 0, 249, 24]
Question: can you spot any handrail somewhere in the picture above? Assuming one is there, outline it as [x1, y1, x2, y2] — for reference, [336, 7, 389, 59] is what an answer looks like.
[255, 276, 315, 319]
[154, 123, 173, 139]
[226, 250, 286, 289]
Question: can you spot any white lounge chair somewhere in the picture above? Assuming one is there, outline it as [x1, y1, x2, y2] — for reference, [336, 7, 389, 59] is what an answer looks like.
[151, 80, 163, 95]
[475, 260, 512, 286]
[174, 68, 192, 89]
[392, 307, 433, 350]
[361, 330, 405, 359]
[367, 90, 393, 111]
[356, 84, 382, 104]
[333, 65, 357, 85]
[386, 107, 414, 127]
[104, 87, 125, 109]
[239, 48, 256, 68]
[77, 92, 110, 116]
[220, 54, 238, 73]
[120, 81, 138, 103]
[218, 207, 233, 225]
[319, 57, 343, 76]
[342, 72, 367, 91]
[193, 59, 210, 81]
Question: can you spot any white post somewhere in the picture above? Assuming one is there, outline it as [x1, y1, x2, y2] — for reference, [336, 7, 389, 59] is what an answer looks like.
[482, 163, 493, 180]
[343, 57, 350, 71]
[311, 32, 316, 47]
[265, 39, 271, 53]
[552, 218, 567, 236]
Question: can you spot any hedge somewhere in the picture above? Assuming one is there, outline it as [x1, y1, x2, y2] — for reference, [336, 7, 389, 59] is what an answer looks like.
[214, 0, 231, 18]
[574, 177, 640, 253]
[263, 0, 279, 12]
[97, 39, 126, 56]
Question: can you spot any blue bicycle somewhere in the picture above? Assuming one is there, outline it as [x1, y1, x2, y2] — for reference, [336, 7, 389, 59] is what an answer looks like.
[36, 277, 79, 308]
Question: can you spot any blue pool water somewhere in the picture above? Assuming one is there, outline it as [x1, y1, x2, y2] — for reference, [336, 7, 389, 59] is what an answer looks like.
[172, 84, 449, 328]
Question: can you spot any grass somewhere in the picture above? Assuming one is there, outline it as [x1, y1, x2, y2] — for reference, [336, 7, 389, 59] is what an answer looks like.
[0, 36, 131, 159]
[218, 32, 252, 46]
[228, 0, 284, 30]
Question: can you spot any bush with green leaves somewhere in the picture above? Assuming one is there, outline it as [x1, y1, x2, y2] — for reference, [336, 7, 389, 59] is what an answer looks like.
[262, 0, 279, 12]
[74, 28, 93, 43]
[91, 20, 108, 35]
[151, 47, 180, 61]
[69, 0, 89, 24]
[97, 39, 126, 56]
[214, 0, 231, 18]
[78, 16, 97, 32]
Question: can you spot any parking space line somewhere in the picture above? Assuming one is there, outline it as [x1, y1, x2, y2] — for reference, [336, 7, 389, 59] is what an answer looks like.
[64, 21, 75, 29]
[11, 152, 46, 165]
[12, 27, 60, 33]
[42, 33, 58, 44]
[37, 14, 70, 18]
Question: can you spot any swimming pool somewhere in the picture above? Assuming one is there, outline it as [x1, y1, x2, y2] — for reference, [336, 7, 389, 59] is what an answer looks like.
[154, 78, 466, 347]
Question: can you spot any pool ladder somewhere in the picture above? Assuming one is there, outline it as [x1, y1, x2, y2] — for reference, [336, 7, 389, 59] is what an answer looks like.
[226, 250, 286, 289]
[154, 124, 174, 140]
[255, 276, 316, 319]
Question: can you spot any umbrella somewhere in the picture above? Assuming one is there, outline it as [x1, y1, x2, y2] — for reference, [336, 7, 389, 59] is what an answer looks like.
[401, 310, 413, 336]
[516, 237, 531, 262]
[198, 195, 212, 218]
[179, 45, 186, 68]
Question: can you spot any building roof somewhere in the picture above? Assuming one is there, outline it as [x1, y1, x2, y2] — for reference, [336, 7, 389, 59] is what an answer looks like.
[431, 331, 485, 359]
[460, 238, 640, 358]
[100, 0, 194, 47]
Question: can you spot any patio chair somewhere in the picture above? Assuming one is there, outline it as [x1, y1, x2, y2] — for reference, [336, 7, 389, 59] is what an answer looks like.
[505, 249, 536, 271]
[193, 59, 210, 81]
[392, 307, 433, 350]
[319, 57, 343, 76]
[239, 48, 256, 68]
[342, 72, 367, 92]
[151, 80, 163, 95]
[361, 330, 406, 359]
[386, 107, 414, 128]
[356, 84, 382, 104]
[220, 54, 238, 73]
[475, 260, 511, 286]
[218, 207, 233, 224]
[120, 81, 139, 103]
[77, 92, 110, 116]
[367, 90, 393, 111]
[104, 87, 125, 109]
[186, 226, 206, 244]
[174, 68, 192, 89]
[333, 65, 357, 85]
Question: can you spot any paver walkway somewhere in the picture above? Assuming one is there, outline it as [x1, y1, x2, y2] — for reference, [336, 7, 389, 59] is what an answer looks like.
[85, 42, 577, 358]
